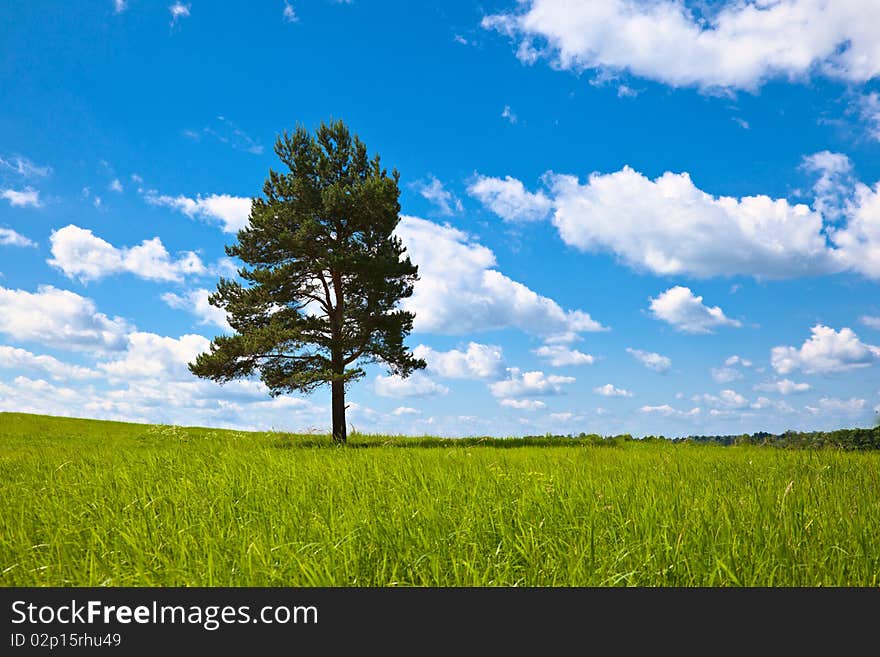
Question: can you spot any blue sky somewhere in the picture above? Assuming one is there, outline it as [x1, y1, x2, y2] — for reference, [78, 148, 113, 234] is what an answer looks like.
[1, 0, 879, 437]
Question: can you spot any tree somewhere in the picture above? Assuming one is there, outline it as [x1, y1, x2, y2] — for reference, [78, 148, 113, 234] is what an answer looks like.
[189, 120, 426, 444]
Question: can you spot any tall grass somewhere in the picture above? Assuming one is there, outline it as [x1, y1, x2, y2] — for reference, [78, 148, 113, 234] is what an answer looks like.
[1, 412, 878, 586]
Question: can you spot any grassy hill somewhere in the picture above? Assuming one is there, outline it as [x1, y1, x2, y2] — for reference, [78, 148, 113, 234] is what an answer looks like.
[1, 412, 879, 586]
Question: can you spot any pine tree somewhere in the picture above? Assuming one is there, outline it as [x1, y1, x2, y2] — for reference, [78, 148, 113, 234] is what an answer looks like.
[189, 120, 425, 444]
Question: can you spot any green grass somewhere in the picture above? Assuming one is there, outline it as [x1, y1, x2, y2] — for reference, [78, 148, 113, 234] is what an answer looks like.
[1, 412, 878, 586]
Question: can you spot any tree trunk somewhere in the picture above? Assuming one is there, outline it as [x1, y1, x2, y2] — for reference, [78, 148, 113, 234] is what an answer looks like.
[331, 378, 347, 445]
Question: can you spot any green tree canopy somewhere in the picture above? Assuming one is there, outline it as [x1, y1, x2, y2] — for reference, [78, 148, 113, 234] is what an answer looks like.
[189, 120, 425, 443]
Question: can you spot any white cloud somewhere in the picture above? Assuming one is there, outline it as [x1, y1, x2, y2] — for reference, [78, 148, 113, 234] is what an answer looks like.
[413, 342, 505, 380]
[0, 155, 51, 178]
[725, 355, 753, 367]
[283, 2, 298, 23]
[548, 168, 834, 279]
[649, 286, 742, 334]
[467, 174, 552, 222]
[0, 345, 99, 380]
[829, 178, 880, 278]
[482, 0, 880, 91]
[626, 348, 671, 373]
[413, 175, 462, 216]
[109, 178, 123, 192]
[0, 285, 131, 351]
[801, 151, 855, 220]
[750, 396, 795, 413]
[48, 224, 205, 283]
[98, 332, 209, 382]
[861, 315, 880, 330]
[470, 163, 880, 281]
[593, 383, 632, 397]
[806, 397, 866, 415]
[374, 372, 449, 398]
[755, 379, 811, 395]
[499, 398, 547, 410]
[0, 372, 327, 433]
[771, 324, 880, 374]
[145, 191, 251, 233]
[489, 368, 574, 398]
[1, 188, 41, 207]
[534, 344, 595, 367]
[169, 2, 190, 27]
[391, 406, 421, 416]
[113, 0, 126, 13]
[396, 216, 605, 338]
[0, 228, 35, 248]
[0, 376, 95, 419]
[640, 404, 700, 417]
[858, 92, 880, 141]
[501, 105, 518, 124]
[694, 389, 749, 410]
[710, 367, 742, 384]
[162, 289, 230, 331]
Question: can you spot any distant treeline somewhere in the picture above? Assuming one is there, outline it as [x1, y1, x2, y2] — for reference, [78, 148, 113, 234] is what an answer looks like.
[523, 426, 880, 451]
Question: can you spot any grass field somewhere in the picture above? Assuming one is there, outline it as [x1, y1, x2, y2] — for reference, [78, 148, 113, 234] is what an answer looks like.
[1, 412, 878, 586]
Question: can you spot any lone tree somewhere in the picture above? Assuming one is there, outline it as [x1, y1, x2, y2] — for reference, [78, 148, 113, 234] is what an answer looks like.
[189, 120, 425, 444]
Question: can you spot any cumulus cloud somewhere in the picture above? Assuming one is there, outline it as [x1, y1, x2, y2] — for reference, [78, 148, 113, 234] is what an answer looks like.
[0, 228, 35, 248]
[806, 397, 866, 414]
[861, 315, 880, 330]
[488, 368, 574, 398]
[413, 342, 505, 380]
[828, 177, 880, 278]
[467, 174, 552, 222]
[0, 345, 99, 380]
[374, 372, 449, 398]
[640, 404, 700, 417]
[412, 175, 462, 216]
[755, 379, 811, 395]
[750, 396, 796, 413]
[48, 225, 205, 283]
[548, 168, 834, 279]
[1, 188, 41, 207]
[858, 92, 880, 141]
[649, 286, 742, 334]
[145, 191, 251, 233]
[626, 348, 671, 373]
[482, 0, 880, 91]
[593, 383, 632, 397]
[395, 216, 605, 338]
[0, 285, 131, 351]
[0, 372, 326, 432]
[533, 344, 595, 367]
[391, 406, 420, 416]
[499, 398, 547, 410]
[694, 389, 750, 410]
[162, 289, 230, 330]
[98, 332, 210, 382]
[711, 367, 742, 384]
[771, 325, 880, 374]
[725, 355, 753, 367]
[801, 151, 855, 219]
[472, 161, 880, 281]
